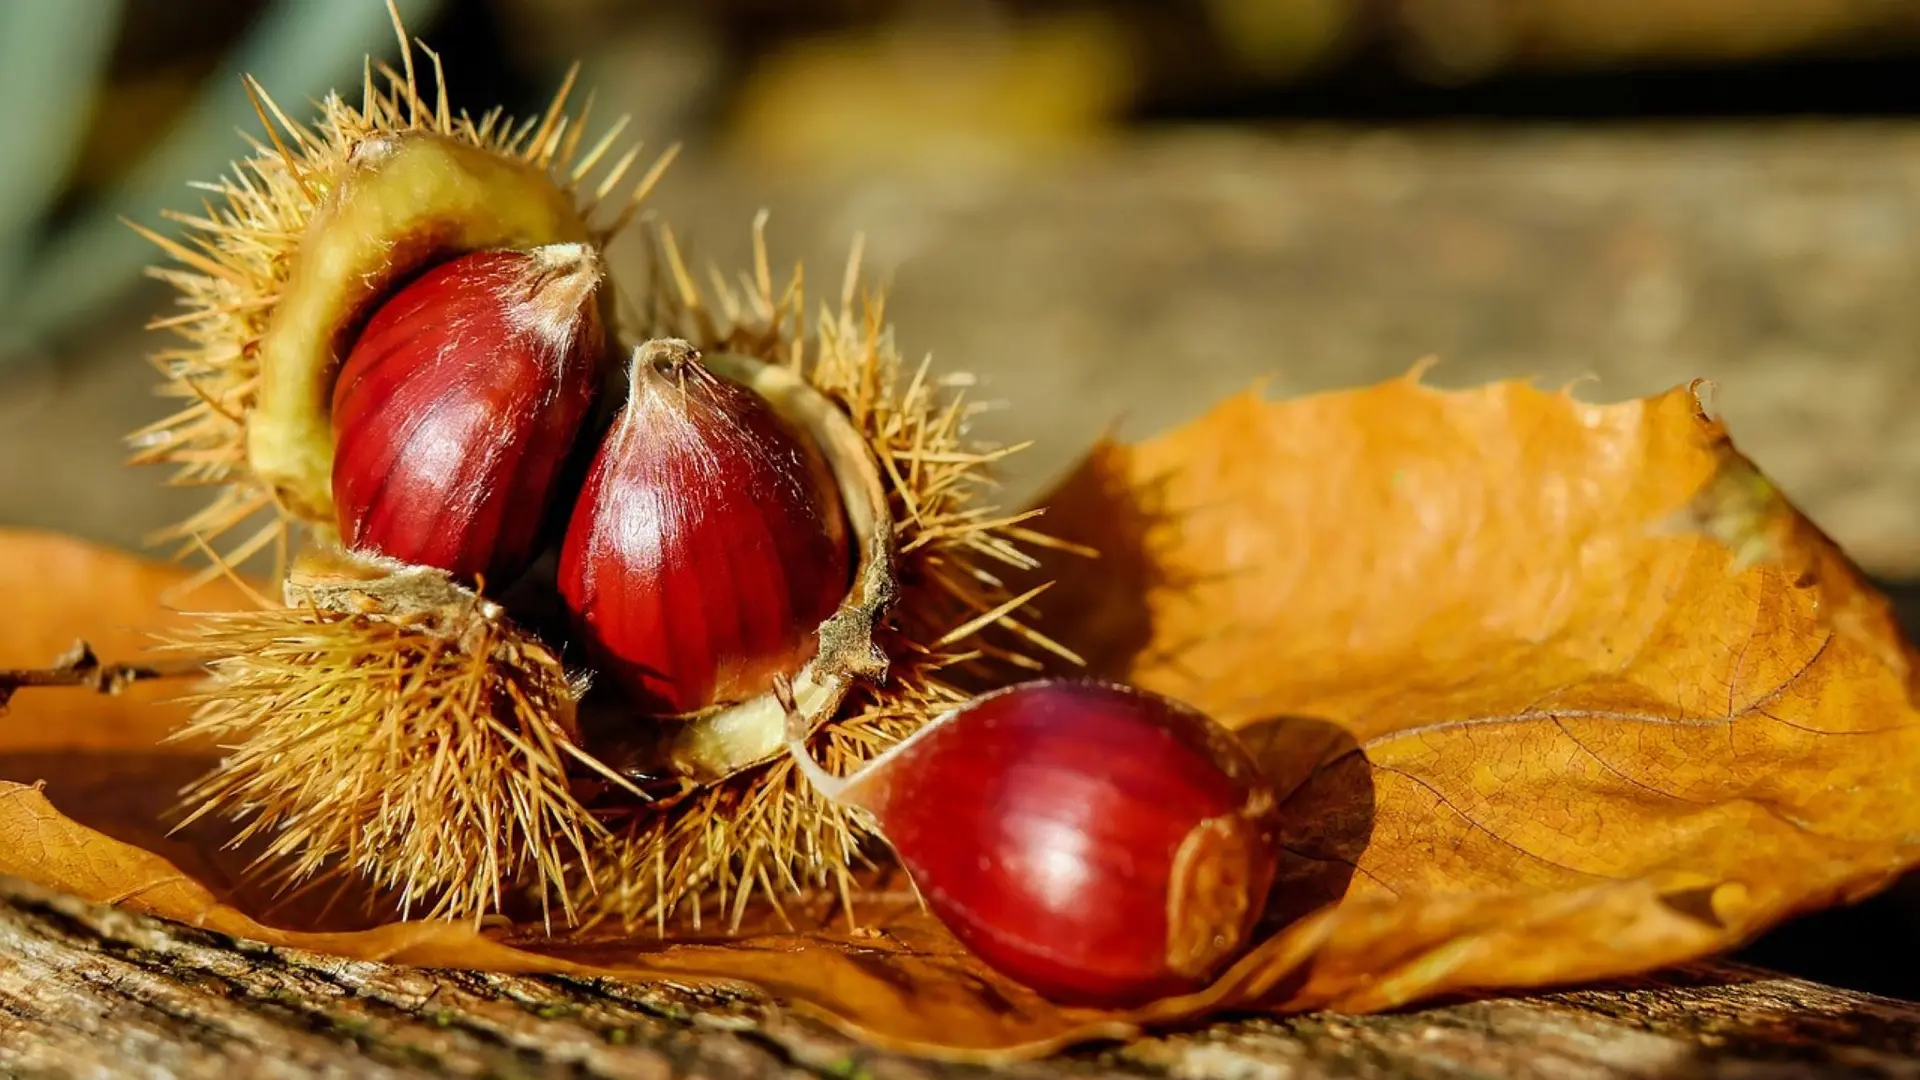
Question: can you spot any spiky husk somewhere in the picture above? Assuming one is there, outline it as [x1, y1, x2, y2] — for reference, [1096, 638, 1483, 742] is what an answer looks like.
[131, 8, 1084, 929]
[577, 222, 1089, 929]
[129, 20, 670, 591]
[166, 588, 603, 925]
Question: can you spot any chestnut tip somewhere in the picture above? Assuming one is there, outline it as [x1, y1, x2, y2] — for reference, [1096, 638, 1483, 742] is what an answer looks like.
[632, 337, 702, 379]
[346, 133, 398, 167]
[506, 243, 604, 352]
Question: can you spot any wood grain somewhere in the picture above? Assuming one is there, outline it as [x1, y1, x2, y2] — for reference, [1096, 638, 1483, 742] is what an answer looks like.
[1, 874, 1915, 1079]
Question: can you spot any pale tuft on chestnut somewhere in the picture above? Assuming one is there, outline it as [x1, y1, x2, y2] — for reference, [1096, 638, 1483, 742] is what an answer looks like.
[785, 678, 1281, 1008]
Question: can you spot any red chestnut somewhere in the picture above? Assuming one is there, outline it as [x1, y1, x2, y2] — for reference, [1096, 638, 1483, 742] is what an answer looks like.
[331, 244, 605, 586]
[558, 340, 853, 716]
[789, 679, 1280, 1007]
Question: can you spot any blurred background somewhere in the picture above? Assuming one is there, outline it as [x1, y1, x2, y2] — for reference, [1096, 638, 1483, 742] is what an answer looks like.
[2, 0, 1919, 996]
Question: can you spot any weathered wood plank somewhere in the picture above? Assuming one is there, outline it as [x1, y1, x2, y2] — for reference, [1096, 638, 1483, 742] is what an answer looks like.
[1, 875, 1916, 1079]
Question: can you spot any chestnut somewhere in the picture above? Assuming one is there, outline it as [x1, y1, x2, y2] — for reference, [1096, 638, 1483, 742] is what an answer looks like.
[330, 244, 605, 586]
[558, 339, 854, 717]
[788, 679, 1280, 1007]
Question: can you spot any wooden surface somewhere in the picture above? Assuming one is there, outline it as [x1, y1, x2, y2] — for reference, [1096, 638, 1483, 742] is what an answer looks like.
[0, 875, 1914, 1079]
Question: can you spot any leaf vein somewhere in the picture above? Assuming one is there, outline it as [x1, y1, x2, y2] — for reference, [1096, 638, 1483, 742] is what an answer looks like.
[1549, 717, 1715, 807]
[1373, 765, 1619, 884]
[1277, 842, 1401, 898]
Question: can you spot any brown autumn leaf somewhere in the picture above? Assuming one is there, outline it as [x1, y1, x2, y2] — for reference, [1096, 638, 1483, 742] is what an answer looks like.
[0, 371, 1917, 1061]
[1034, 370, 1920, 1012]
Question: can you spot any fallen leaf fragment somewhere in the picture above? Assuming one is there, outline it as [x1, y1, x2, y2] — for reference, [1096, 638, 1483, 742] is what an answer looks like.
[0, 370, 1916, 1061]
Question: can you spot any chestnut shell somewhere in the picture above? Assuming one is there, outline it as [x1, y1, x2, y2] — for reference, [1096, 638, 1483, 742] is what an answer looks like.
[848, 680, 1280, 1007]
[558, 346, 853, 716]
[331, 247, 604, 586]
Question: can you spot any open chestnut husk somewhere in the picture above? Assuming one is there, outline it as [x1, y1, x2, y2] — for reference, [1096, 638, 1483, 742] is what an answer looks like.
[127, 43, 672, 920]
[134, 11, 1075, 928]
[787, 679, 1280, 1007]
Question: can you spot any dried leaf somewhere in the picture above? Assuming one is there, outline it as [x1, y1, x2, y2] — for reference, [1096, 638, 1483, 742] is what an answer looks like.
[1033, 372, 1920, 1013]
[2, 372, 1917, 1061]
[0, 530, 254, 750]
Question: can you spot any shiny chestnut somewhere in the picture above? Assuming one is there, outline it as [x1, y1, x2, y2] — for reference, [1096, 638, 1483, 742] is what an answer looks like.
[330, 244, 605, 586]
[790, 679, 1280, 1007]
[558, 340, 853, 716]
